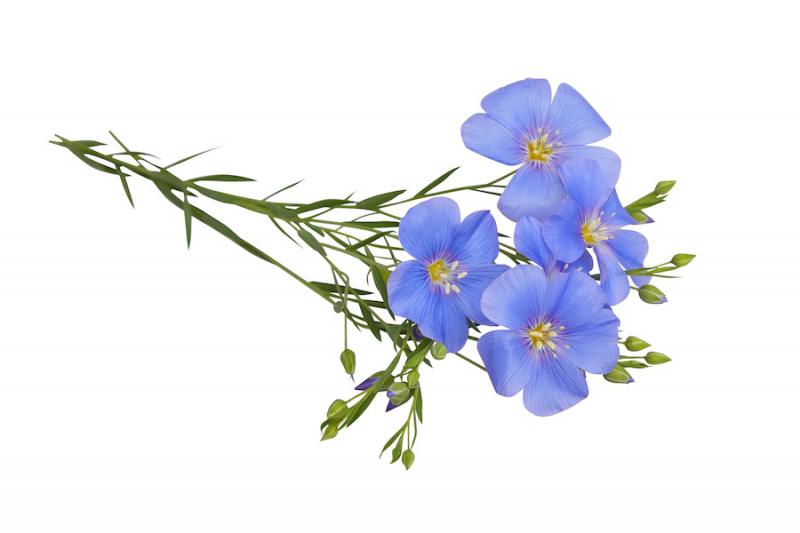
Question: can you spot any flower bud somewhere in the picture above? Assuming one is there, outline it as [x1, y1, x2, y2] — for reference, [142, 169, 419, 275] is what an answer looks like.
[624, 336, 651, 352]
[340, 349, 356, 376]
[655, 180, 676, 195]
[402, 449, 415, 470]
[645, 351, 672, 365]
[671, 253, 695, 267]
[638, 284, 667, 304]
[604, 365, 634, 384]
[629, 210, 654, 224]
[431, 342, 447, 360]
[321, 423, 338, 441]
[620, 359, 648, 369]
[407, 369, 420, 388]
[333, 301, 345, 313]
[355, 375, 379, 391]
[326, 399, 348, 421]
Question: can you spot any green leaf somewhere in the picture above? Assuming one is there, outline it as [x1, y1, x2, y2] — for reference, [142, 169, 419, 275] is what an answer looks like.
[342, 220, 400, 229]
[343, 391, 376, 427]
[188, 174, 256, 183]
[380, 426, 406, 457]
[263, 179, 304, 200]
[346, 231, 393, 251]
[182, 189, 192, 248]
[414, 167, 459, 197]
[359, 300, 382, 341]
[164, 146, 218, 169]
[391, 437, 403, 463]
[414, 387, 423, 423]
[355, 190, 406, 209]
[293, 198, 352, 214]
[309, 281, 371, 296]
[370, 264, 392, 314]
[297, 228, 327, 256]
[119, 173, 135, 208]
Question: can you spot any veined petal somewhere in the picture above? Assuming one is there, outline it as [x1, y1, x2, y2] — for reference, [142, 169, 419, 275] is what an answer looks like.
[398, 197, 459, 262]
[565, 250, 594, 273]
[595, 243, 630, 305]
[498, 165, 566, 221]
[450, 210, 500, 265]
[561, 308, 620, 374]
[560, 158, 613, 213]
[602, 190, 637, 228]
[480, 78, 552, 136]
[481, 265, 548, 330]
[564, 145, 621, 187]
[514, 216, 557, 274]
[461, 113, 524, 165]
[387, 260, 431, 318]
[542, 199, 585, 263]
[523, 355, 589, 416]
[478, 330, 536, 397]
[547, 83, 611, 146]
[547, 270, 608, 328]
[454, 263, 510, 325]
[608, 229, 650, 286]
[416, 291, 469, 353]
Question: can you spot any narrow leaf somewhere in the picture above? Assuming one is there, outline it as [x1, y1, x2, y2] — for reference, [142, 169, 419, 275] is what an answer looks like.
[414, 167, 459, 197]
[355, 190, 406, 209]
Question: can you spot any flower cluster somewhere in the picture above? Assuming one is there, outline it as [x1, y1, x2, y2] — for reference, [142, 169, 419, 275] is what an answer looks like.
[55, 78, 692, 468]
[387, 79, 667, 416]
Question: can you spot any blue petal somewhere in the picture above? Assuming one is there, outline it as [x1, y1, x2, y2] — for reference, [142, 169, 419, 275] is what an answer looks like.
[480, 265, 548, 330]
[454, 263, 510, 325]
[560, 158, 613, 213]
[547, 83, 611, 146]
[498, 164, 566, 221]
[601, 190, 637, 228]
[547, 270, 607, 327]
[595, 243, 630, 305]
[450, 210, 500, 265]
[565, 251, 594, 273]
[564, 145, 621, 187]
[477, 330, 535, 397]
[522, 355, 588, 416]
[542, 199, 585, 263]
[398, 197, 459, 261]
[560, 308, 620, 374]
[480, 78, 552, 136]
[514, 216, 557, 273]
[461, 113, 523, 165]
[608, 229, 650, 286]
[387, 260, 430, 318]
[418, 293, 469, 353]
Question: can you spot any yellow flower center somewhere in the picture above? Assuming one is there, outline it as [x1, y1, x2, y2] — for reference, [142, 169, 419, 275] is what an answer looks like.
[581, 216, 610, 246]
[527, 321, 563, 352]
[526, 130, 560, 163]
[427, 258, 467, 295]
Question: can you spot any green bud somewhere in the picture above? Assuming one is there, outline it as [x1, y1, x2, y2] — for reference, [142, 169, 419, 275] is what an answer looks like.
[402, 449, 415, 470]
[388, 382, 410, 404]
[604, 365, 633, 384]
[629, 210, 653, 224]
[671, 253, 695, 267]
[321, 423, 338, 441]
[340, 349, 356, 375]
[645, 351, 672, 365]
[638, 284, 667, 304]
[619, 359, 648, 369]
[333, 301, 345, 313]
[624, 336, 651, 351]
[655, 180, 676, 195]
[407, 369, 420, 388]
[431, 342, 447, 360]
[326, 399, 348, 421]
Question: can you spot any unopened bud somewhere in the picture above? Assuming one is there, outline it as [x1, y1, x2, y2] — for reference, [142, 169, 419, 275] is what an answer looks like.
[431, 342, 447, 360]
[604, 365, 634, 384]
[645, 351, 672, 365]
[340, 349, 356, 376]
[671, 253, 695, 267]
[407, 369, 420, 388]
[620, 359, 648, 369]
[655, 180, 676, 195]
[638, 284, 667, 304]
[624, 336, 651, 352]
[326, 399, 348, 421]
[402, 449, 415, 470]
[321, 424, 338, 441]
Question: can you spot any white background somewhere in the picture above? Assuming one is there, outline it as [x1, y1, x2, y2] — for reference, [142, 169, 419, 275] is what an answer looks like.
[1, 1, 798, 531]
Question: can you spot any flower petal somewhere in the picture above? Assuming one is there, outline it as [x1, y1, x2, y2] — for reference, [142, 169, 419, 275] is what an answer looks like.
[601, 190, 637, 228]
[455, 263, 510, 325]
[560, 158, 613, 213]
[477, 330, 535, 397]
[398, 197, 459, 261]
[608, 229, 650, 286]
[595, 243, 630, 305]
[522, 355, 588, 416]
[417, 293, 469, 353]
[481, 264, 547, 330]
[565, 250, 594, 273]
[564, 145, 621, 187]
[461, 113, 523, 165]
[387, 260, 430, 318]
[546, 270, 607, 327]
[542, 199, 585, 263]
[498, 164, 566, 221]
[480, 78, 552, 136]
[547, 83, 611, 146]
[561, 308, 620, 374]
[450, 210, 500, 265]
[514, 216, 557, 273]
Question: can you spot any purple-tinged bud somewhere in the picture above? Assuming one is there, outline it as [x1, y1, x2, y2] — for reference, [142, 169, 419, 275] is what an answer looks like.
[355, 376, 379, 390]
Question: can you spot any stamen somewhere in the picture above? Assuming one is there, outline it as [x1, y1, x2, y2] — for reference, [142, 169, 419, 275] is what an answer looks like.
[427, 257, 467, 295]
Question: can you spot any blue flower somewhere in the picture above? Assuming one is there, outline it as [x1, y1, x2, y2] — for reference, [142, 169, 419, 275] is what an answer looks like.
[388, 198, 509, 352]
[461, 78, 619, 221]
[478, 265, 620, 416]
[514, 215, 594, 275]
[542, 159, 649, 305]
